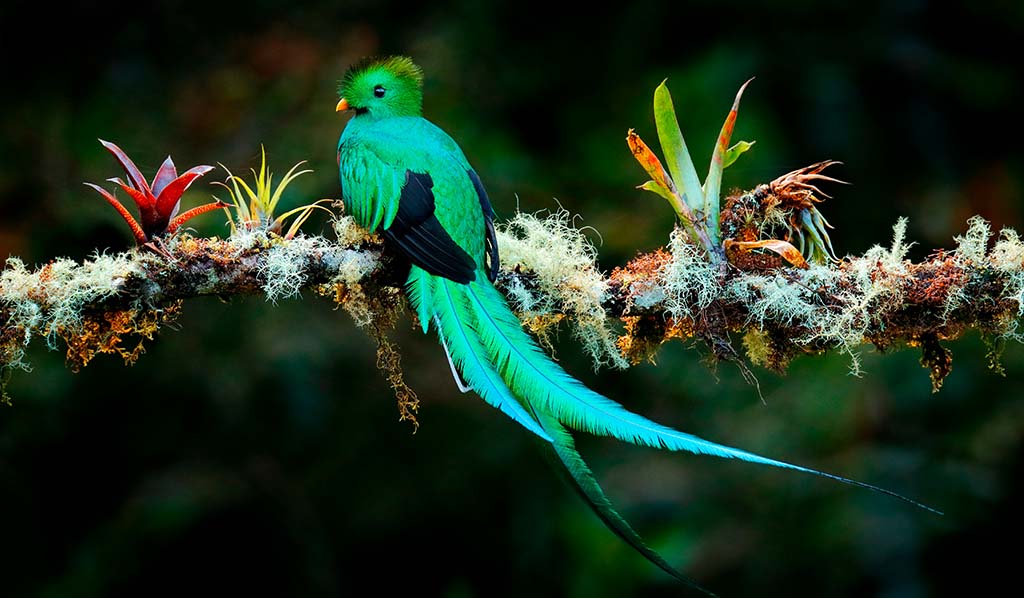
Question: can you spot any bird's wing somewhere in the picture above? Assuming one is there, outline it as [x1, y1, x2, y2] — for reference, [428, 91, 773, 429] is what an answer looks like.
[340, 138, 477, 283]
[384, 171, 476, 284]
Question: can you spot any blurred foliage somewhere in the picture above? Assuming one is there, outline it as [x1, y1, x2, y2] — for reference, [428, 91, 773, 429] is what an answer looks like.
[1, 0, 1022, 596]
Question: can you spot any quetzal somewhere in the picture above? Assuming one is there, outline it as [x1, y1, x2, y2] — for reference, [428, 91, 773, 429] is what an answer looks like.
[335, 56, 932, 589]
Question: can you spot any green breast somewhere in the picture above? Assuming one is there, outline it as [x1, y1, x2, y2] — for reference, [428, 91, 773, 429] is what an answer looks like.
[338, 115, 488, 266]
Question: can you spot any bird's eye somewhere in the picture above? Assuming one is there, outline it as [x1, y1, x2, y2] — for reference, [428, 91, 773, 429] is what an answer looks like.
[373, 85, 386, 98]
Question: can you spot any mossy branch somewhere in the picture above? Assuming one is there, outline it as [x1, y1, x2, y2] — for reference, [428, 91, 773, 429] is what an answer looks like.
[3, 184, 1023, 401]
[8, 82, 1012, 409]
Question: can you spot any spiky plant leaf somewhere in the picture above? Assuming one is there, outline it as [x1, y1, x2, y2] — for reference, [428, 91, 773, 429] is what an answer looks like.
[218, 146, 322, 237]
[627, 129, 689, 214]
[638, 180, 680, 204]
[88, 140, 218, 243]
[280, 199, 334, 240]
[653, 81, 704, 214]
[703, 79, 753, 245]
[268, 161, 314, 217]
[626, 128, 675, 194]
[722, 140, 755, 170]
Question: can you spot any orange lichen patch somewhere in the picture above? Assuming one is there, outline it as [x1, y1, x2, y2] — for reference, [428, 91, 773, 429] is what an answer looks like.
[316, 280, 350, 305]
[616, 314, 694, 365]
[58, 302, 182, 372]
[611, 248, 672, 287]
[26, 262, 55, 303]
[0, 309, 27, 369]
[610, 248, 673, 313]
[725, 239, 809, 271]
[522, 313, 566, 354]
[915, 334, 953, 393]
[175, 234, 255, 267]
[170, 234, 212, 258]
[375, 332, 419, 432]
[617, 316, 664, 364]
[665, 317, 695, 341]
[903, 254, 967, 307]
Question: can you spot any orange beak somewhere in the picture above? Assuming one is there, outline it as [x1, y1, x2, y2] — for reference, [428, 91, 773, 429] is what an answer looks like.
[336, 97, 350, 112]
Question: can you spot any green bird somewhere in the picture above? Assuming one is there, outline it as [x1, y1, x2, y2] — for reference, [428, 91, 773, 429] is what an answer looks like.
[335, 56, 933, 590]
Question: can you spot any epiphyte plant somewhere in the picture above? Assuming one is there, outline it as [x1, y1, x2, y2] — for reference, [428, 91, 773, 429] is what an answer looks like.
[629, 80, 843, 267]
[85, 139, 225, 245]
[628, 79, 755, 267]
[217, 146, 332, 239]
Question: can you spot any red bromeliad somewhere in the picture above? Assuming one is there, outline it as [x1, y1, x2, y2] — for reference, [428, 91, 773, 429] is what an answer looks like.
[85, 140, 226, 244]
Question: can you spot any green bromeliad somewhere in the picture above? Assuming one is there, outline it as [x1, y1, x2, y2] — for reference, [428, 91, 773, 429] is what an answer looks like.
[335, 56, 932, 591]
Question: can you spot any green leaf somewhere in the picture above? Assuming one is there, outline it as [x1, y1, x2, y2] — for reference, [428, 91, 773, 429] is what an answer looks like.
[638, 180, 682, 207]
[268, 161, 313, 215]
[703, 78, 753, 245]
[800, 208, 838, 263]
[654, 80, 704, 214]
[722, 140, 755, 170]
[278, 199, 334, 240]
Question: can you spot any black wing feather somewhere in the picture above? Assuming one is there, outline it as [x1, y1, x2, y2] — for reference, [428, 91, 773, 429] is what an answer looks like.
[468, 169, 500, 282]
[383, 171, 476, 284]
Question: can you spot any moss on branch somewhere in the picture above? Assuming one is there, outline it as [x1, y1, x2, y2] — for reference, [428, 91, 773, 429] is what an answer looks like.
[2, 194, 1023, 402]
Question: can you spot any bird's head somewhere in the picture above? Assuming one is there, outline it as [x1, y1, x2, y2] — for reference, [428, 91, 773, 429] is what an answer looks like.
[336, 56, 424, 120]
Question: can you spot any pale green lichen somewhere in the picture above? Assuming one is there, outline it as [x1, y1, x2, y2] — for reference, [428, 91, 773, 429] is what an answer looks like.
[225, 227, 269, 252]
[941, 216, 992, 318]
[810, 219, 915, 374]
[324, 244, 383, 329]
[330, 248, 379, 289]
[224, 224, 381, 306]
[953, 215, 992, 265]
[261, 238, 314, 303]
[725, 219, 918, 375]
[727, 271, 820, 328]
[496, 209, 627, 370]
[658, 228, 721, 319]
[990, 227, 1024, 318]
[0, 252, 142, 381]
[320, 214, 383, 327]
[742, 328, 772, 369]
[333, 214, 374, 248]
[243, 216, 383, 316]
[879, 217, 914, 264]
[1, 253, 140, 349]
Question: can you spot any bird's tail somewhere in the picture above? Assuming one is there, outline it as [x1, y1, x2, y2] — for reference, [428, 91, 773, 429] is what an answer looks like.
[456, 274, 939, 513]
[532, 407, 716, 595]
[407, 266, 937, 585]
[409, 267, 552, 441]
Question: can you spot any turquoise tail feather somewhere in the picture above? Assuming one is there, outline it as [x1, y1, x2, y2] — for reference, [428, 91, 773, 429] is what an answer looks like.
[461, 277, 940, 514]
[533, 408, 716, 595]
[409, 270, 552, 441]
[413, 265, 938, 586]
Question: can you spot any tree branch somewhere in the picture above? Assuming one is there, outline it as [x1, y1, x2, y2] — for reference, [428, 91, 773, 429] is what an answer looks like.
[2, 188, 1022, 399]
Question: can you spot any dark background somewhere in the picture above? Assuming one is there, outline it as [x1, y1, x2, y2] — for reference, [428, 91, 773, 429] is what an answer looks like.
[1, 1, 1022, 596]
